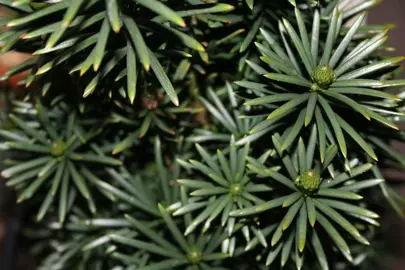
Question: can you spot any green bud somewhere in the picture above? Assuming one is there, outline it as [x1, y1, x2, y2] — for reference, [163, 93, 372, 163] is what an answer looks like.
[187, 248, 203, 265]
[230, 183, 243, 196]
[312, 64, 335, 89]
[295, 169, 320, 194]
[50, 140, 67, 157]
[30, 2, 51, 10]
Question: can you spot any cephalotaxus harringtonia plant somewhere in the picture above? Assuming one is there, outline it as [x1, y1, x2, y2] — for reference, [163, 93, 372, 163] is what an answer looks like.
[241, 4, 405, 161]
[0, 0, 404, 269]
[231, 131, 381, 268]
[0, 0, 234, 103]
[0, 99, 122, 223]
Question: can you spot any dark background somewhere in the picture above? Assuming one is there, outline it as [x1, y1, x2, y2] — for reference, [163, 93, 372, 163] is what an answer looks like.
[369, 1, 405, 269]
[0, 0, 405, 269]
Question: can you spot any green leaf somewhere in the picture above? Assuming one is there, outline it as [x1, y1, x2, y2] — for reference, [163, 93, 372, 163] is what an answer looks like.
[153, 4, 235, 22]
[123, 15, 150, 71]
[335, 36, 387, 77]
[317, 213, 352, 261]
[264, 169, 297, 190]
[206, 195, 232, 224]
[217, 149, 233, 183]
[92, 18, 111, 71]
[318, 198, 379, 219]
[311, 10, 320, 64]
[136, 259, 187, 270]
[158, 204, 190, 252]
[297, 203, 307, 252]
[306, 197, 316, 227]
[260, 28, 289, 63]
[9, 114, 48, 144]
[265, 243, 283, 266]
[281, 198, 303, 231]
[195, 145, 222, 177]
[315, 107, 326, 162]
[124, 42, 137, 103]
[320, 7, 339, 65]
[318, 96, 347, 157]
[2, 156, 51, 178]
[332, 79, 384, 88]
[148, 49, 179, 106]
[17, 165, 56, 202]
[230, 195, 287, 217]
[7, 1, 69, 27]
[106, 0, 121, 33]
[109, 234, 183, 259]
[36, 188, 55, 221]
[184, 199, 223, 235]
[306, 124, 317, 169]
[173, 202, 207, 216]
[267, 94, 309, 120]
[329, 87, 401, 101]
[281, 108, 306, 150]
[46, 0, 84, 48]
[278, 21, 303, 75]
[67, 161, 90, 199]
[322, 163, 373, 188]
[190, 187, 228, 196]
[70, 153, 122, 166]
[294, 8, 312, 65]
[38, 158, 58, 177]
[6, 167, 41, 187]
[335, 115, 378, 160]
[311, 230, 329, 270]
[240, 16, 263, 53]
[199, 95, 236, 133]
[305, 92, 318, 126]
[136, 0, 185, 27]
[329, 13, 365, 67]
[323, 91, 370, 120]
[281, 231, 294, 266]
[152, 23, 205, 51]
[318, 188, 362, 200]
[264, 73, 311, 88]
[5, 142, 49, 154]
[245, 93, 299, 106]
[245, 0, 254, 9]
[322, 145, 338, 171]
[339, 178, 385, 191]
[282, 192, 302, 208]
[177, 179, 214, 189]
[282, 17, 313, 74]
[58, 169, 69, 223]
[340, 56, 405, 80]
[315, 200, 358, 234]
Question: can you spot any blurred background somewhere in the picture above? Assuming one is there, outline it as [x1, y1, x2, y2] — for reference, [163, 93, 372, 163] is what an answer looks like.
[0, 0, 405, 269]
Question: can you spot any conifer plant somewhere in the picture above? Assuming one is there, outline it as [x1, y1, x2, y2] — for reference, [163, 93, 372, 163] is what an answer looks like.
[0, 0, 405, 269]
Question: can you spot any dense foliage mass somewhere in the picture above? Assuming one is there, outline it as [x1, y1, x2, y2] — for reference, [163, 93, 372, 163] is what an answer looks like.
[0, 0, 404, 269]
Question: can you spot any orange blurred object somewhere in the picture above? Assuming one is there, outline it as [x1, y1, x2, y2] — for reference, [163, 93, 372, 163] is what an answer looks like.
[0, 6, 33, 92]
[0, 52, 33, 91]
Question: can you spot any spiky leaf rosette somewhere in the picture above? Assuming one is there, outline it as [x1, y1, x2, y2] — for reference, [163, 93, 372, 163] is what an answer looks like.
[241, 5, 405, 160]
[1, 0, 235, 103]
[189, 83, 270, 146]
[173, 137, 271, 239]
[230, 131, 382, 269]
[0, 99, 122, 223]
[107, 85, 202, 155]
[107, 201, 230, 270]
[24, 205, 136, 270]
[79, 139, 231, 269]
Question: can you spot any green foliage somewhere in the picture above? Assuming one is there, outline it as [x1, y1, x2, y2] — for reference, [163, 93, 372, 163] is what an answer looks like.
[232, 133, 380, 268]
[0, 0, 404, 269]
